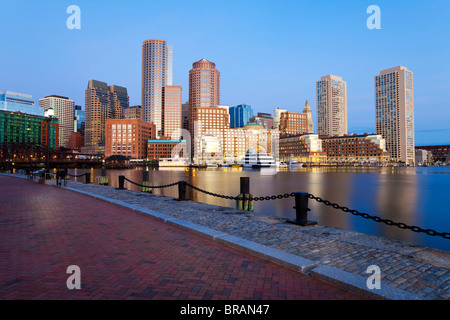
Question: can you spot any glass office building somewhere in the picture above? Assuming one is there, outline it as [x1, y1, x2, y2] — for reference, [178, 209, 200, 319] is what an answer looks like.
[229, 104, 253, 128]
[0, 110, 58, 150]
[0, 91, 43, 116]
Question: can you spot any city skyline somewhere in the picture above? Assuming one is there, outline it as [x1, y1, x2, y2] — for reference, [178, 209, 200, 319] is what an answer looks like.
[0, 0, 449, 145]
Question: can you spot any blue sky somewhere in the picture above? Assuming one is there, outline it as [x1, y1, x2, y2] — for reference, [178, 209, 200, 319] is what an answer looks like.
[1, 0, 449, 145]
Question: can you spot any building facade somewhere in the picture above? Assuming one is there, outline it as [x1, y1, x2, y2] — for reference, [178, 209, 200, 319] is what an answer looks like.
[39, 95, 75, 148]
[188, 58, 220, 136]
[0, 110, 59, 161]
[316, 74, 347, 137]
[74, 105, 85, 136]
[249, 112, 273, 129]
[141, 39, 173, 135]
[322, 133, 390, 163]
[279, 111, 308, 137]
[303, 100, 314, 133]
[105, 119, 156, 159]
[0, 91, 43, 116]
[414, 145, 450, 163]
[84, 80, 129, 154]
[162, 86, 182, 139]
[124, 105, 141, 120]
[273, 108, 287, 130]
[147, 139, 186, 161]
[375, 66, 415, 164]
[279, 134, 327, 163]
[229, 104, 253, 128]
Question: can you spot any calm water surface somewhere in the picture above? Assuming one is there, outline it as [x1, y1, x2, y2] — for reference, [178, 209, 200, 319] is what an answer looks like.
[66, 166, 450, 251]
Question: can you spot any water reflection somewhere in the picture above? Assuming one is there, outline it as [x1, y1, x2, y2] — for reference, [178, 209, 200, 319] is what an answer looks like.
[65, 166, 450, 251]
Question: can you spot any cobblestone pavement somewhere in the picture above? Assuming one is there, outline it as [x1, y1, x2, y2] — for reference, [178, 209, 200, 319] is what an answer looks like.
[40, 175, 450, 300]
[0, 175, 364, 300]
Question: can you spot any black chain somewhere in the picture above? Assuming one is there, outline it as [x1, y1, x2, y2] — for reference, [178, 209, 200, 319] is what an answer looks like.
[66, 173, 86, 178]
[308, 194, 450, 240]
[123, 177, 178, 189]
[184, 182, 295, 201]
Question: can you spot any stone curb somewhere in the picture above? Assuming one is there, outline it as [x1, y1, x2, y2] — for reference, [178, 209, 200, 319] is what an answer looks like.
[0, 174, 432, 300]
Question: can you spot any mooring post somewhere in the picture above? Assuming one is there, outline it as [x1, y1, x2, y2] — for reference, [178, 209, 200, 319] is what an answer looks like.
[287, 192, 317, 226]
[116, 175, 127, 190]
[84, 172, 91, 184]
[176, 181, 190, 201]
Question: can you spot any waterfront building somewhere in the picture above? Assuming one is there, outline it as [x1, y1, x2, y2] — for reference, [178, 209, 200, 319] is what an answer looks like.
[68, 131, 84, 151]
[279, 111, 308, 137]
[249, 112, 273, 129]
[147, 139, 186, 161]
[141, 39, 173, 135]
[74, 105, 85, 136]
[39, 95, 75, 148]
[322, 133, 390, 163]
[316, 75, 347, 137]
[162, 86, 182, 139]
[415, 149, 431, 165]
[273, 108, 287, 130]
[124, 105, 141, 120]
[279, 134, 327, 163]
[105, 119, 156, 159]
[302, 100, 314, 133]
[414, 145, 450, 163]
[229, 104, 253, 128]
[188, 58, 220, 136]
[0, 110, 59, 160]
[375, 66, 415, 164]
[223, 124, 279, 164]
[84, 80, 129, 155]
[192, 106, 229, 164]
[0, 91, 43, 116]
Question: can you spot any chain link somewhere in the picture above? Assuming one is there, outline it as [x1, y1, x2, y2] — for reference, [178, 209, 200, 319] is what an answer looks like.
[307, 194, 450, 240]
[123, 177, 178, 189]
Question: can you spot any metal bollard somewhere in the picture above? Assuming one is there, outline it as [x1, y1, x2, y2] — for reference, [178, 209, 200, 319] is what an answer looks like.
[287, 192, 317, 226]
[176, 181, 190, 201]
[143, 170, 149, 182]
[116, 175, 127, 190]
[236, 177, 253, 212]
[84, 172, 91, 184]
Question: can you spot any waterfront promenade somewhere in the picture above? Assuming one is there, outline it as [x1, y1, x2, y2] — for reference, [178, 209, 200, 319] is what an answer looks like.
[0, 175, 363, 300]
[1, 173, 449, 300]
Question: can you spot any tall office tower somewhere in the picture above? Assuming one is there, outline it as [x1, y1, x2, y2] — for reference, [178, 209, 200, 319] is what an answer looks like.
[188, 58, 220, 136]
[229, 104, 253, 128]
[39, 95, 75, 147]
[0, 91, 43, 116]
[74, 105, 85, 136]
[84, 80, 113, 151]
[109, 85, 129, 119]
[316, 74, 347, 137]
[181, 102, 190, 131]
[375, 66, 415, 164]
[162, 85, 182, 139]
[273, 108, 287, 130]
[303, 100, 314, 133]
[141, 39, 173, 136]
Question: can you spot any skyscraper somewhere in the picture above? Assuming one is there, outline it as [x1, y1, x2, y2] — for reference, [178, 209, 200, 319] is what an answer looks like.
[316, 74, 347, 137]
[303, 100, 314, 133]
[188, 58, 220, 135]
[162, 85, 182, 139]
[375, 66, 415, 164]
[141, 39, 173, 136]
[84, 80, 129, 154]
[109, 85, 129, 119]
[229, 104, 253, 128]
[39, 95, 75, 147]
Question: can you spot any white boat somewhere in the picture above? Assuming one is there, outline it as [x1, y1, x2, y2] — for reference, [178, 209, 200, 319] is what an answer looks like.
[159, 157, 188, 167]
[240, 149, 276, 168]
[288, 160, 303, 167]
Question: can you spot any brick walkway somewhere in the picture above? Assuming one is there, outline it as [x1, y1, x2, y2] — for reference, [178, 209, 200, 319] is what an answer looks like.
[0, 176, 364, 300]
